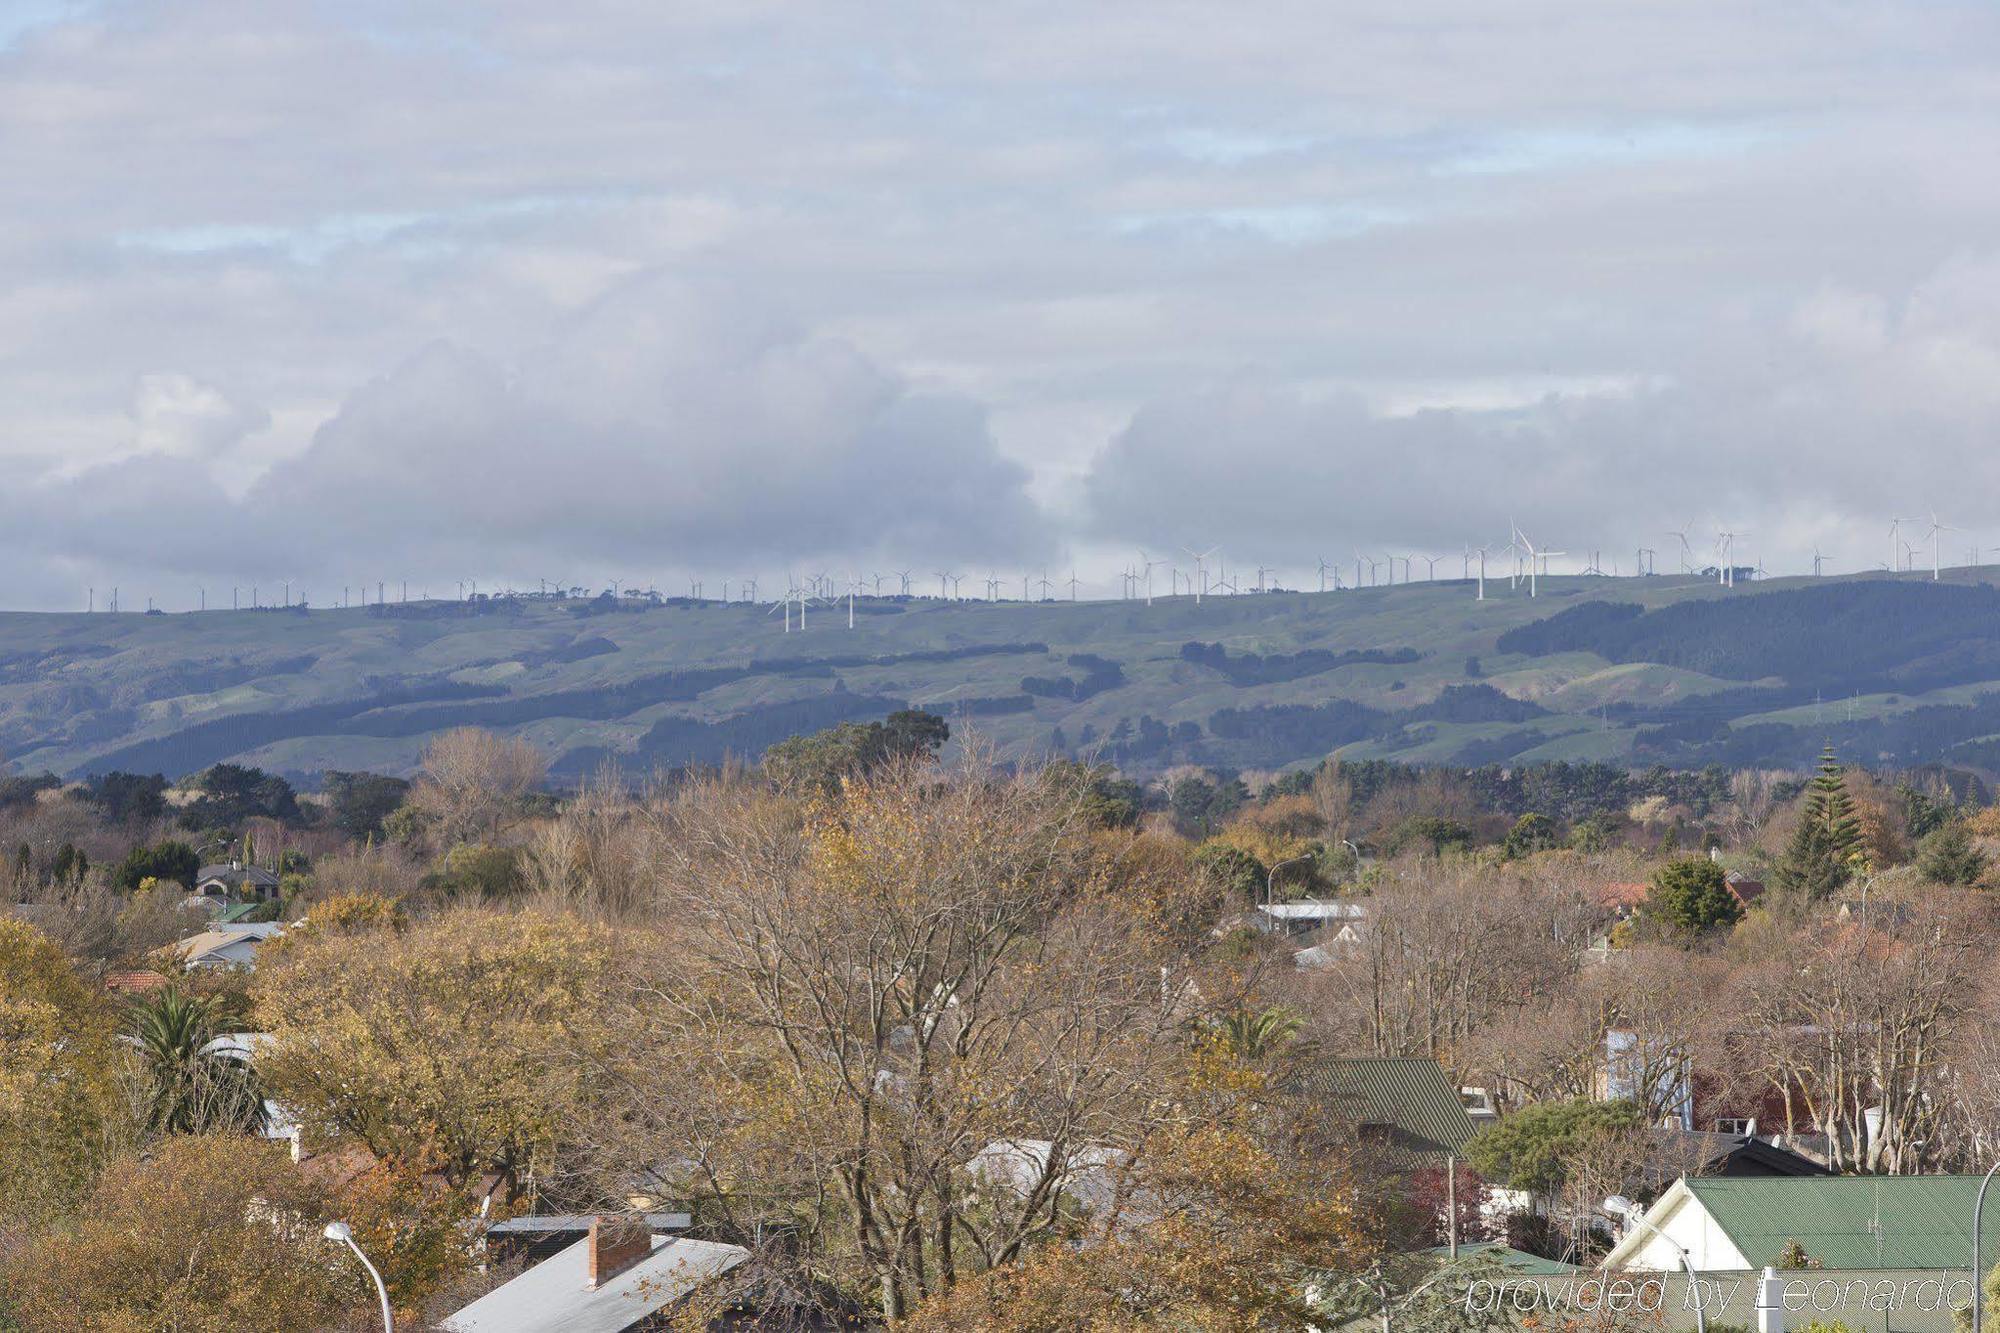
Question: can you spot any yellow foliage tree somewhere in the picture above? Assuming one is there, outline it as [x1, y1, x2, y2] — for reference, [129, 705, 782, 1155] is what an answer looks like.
[252, 907, 620, 1203]
[0, 918, 127, 1225]
[0, 1135, 364, 1332]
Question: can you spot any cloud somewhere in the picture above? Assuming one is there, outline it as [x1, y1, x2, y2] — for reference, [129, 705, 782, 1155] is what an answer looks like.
[1082, 253, 2000, 575]
[3, 2, 2000, 602]
[0, 273, 1048, 602]
[129, 372, 267, 460]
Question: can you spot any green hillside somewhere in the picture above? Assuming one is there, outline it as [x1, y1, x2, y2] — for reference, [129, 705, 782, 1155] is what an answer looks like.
[7, 568, 2000, 783]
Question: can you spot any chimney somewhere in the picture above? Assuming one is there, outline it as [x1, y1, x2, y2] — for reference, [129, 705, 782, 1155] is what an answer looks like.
[585, 1216, 653, 1289]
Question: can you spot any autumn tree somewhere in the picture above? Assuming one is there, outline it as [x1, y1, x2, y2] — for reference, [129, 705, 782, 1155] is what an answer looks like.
[609, 756, 1200, 1323]
[407, 726, 548, 847]
[0, 1135, 364, 1332]
[253, 906, 619, 1202]
[0, 918, 127, 1226]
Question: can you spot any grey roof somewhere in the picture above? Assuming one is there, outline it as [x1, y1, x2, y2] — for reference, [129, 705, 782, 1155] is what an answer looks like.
[195, 863, 281, 886]
[486, 1212, 691, 1234]
[444, 1235, 747, 1333]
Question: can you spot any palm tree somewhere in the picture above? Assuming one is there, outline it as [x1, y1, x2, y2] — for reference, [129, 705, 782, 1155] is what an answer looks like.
[129, 985, 267, 1136]
[1213, 1005, 1303, 1062]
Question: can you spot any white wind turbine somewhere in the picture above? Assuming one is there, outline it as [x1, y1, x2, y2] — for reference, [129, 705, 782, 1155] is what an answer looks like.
[1182, 546, 1217, 604]
[1667, 522, 1694, 575]
[1926, 509, 1953, 581]
[1812, 547, 1826, 578]
[1137, 550, 1166, 606]
[1889, 516, 1920, 573]
[934, 570, 952, 599]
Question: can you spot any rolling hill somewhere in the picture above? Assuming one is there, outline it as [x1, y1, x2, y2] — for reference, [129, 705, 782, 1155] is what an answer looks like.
[8, 569, 2000, 785]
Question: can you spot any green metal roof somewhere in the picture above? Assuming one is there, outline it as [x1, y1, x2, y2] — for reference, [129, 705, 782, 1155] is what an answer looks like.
[1686, 1175, 2000, 1270]
[1285, 1057, 1477, 1160]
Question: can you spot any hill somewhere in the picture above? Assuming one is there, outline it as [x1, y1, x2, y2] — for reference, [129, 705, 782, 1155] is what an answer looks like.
[8, 569, 2000, 784]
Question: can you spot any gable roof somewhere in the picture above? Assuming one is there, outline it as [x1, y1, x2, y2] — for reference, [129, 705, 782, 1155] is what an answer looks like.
[1641, 1130, 1827, 1193]
[1612, 1175, 2000, 1271]
[1286, 1057, 1478, 1161]
[195, 863, 281, 887]
[442, 1235, 747, 1332]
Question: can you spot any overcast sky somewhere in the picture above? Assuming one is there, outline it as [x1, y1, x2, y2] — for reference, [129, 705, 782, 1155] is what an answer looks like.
[4, 0, 1999, 608]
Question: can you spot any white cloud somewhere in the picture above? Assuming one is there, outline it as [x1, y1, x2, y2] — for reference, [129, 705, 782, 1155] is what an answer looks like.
[0, 1, 1998, 604]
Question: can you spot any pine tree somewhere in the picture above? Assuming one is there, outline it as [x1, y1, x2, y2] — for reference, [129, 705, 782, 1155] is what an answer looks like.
[1775, 746, 1863, 901]
[1804, 745, 1863, 860]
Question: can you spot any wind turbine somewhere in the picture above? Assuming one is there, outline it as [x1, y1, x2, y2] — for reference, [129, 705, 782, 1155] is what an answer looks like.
[1513, 524, 1543, 597]
[1475, 546, 1489, 601]
[1812, 547, 1827, 578]
[1316, 557, 1331, 593]
[1137, 550, 1165, 606]
[1889, 517, 1920, 573]
[895, 570, 913, 596]
[1668, 523, 1694, 574]
[1067, 570, 1081, 601]
[1926, 509, 1953, 581]
[1181, 546, 1217, 605]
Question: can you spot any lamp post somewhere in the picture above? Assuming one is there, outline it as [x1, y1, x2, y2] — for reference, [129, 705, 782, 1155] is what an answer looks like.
[1974, 1159, 2000, 1333]
[1266, 854, 1313, 908]
[1605, 1195, 1705, 1333]
[325, 1221, 394, 1332]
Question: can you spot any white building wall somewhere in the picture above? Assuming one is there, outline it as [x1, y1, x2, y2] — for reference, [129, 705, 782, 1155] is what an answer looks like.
[1620, 1192, 1751, 1272]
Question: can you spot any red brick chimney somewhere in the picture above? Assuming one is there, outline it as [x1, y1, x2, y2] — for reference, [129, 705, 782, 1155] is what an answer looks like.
[586, 1216, 654, 1289]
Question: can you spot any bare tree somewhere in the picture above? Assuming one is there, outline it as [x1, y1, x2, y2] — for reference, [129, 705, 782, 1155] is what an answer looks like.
[1735, 896, 1988, 1172]
[407, 727, 547, 847]
[596, 756, 1199, 1323]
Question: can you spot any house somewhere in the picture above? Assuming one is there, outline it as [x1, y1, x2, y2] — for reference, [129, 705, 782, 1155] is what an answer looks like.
[193, 862, 282, 901]
[483, 1212, 693, 1267]
[1603, 1175, 1998, 1272]
[442, 1217, 748, 1332]
[1643, 1128, 1827, 1185]
[104, 968, 169, 995]
[969, 1138, 1128, 1216]
[165, 922, 285, 969]
[1285, 1057, 1478, 1166]
[1254, 899, 1367, 941]
[1724, 872, 1765, 909]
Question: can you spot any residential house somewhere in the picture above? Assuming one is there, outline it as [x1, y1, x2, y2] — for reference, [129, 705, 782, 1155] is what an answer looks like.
[1723, 872, 1765, 910]
[1603, 1175, 1998, 1272]
[1285, 1057, 1478, 1168]
[483, 1212, 693, 1267]
[969, 1138, 1129, 1216]
[1255, 899, 1367, 942]
[164, 922, 285, 970]
[194, 862, 282, 902]
[442, 1217, 748, 1332]
[1643, 1128, 1827, 1184]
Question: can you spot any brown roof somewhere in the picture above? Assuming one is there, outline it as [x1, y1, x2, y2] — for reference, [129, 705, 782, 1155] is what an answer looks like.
[1593, 881, 1650, 911]
[105, 969, 169, 994]
[1725, 874, 1766, 906]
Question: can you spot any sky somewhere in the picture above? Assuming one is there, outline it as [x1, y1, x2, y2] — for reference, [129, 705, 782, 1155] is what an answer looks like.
[4, 0, 2000, 608]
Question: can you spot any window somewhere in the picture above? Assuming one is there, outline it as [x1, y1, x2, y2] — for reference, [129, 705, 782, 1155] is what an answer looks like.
[1714, 1117, 1755, 1135]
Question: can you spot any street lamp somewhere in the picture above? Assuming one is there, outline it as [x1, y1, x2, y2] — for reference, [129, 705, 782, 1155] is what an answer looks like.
[1973, 1159, 2000, 1333]
[1604, 1195, 1706, 1333]
[1266, 854, 1313, 907]
[324, 1221, 394, 1332]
